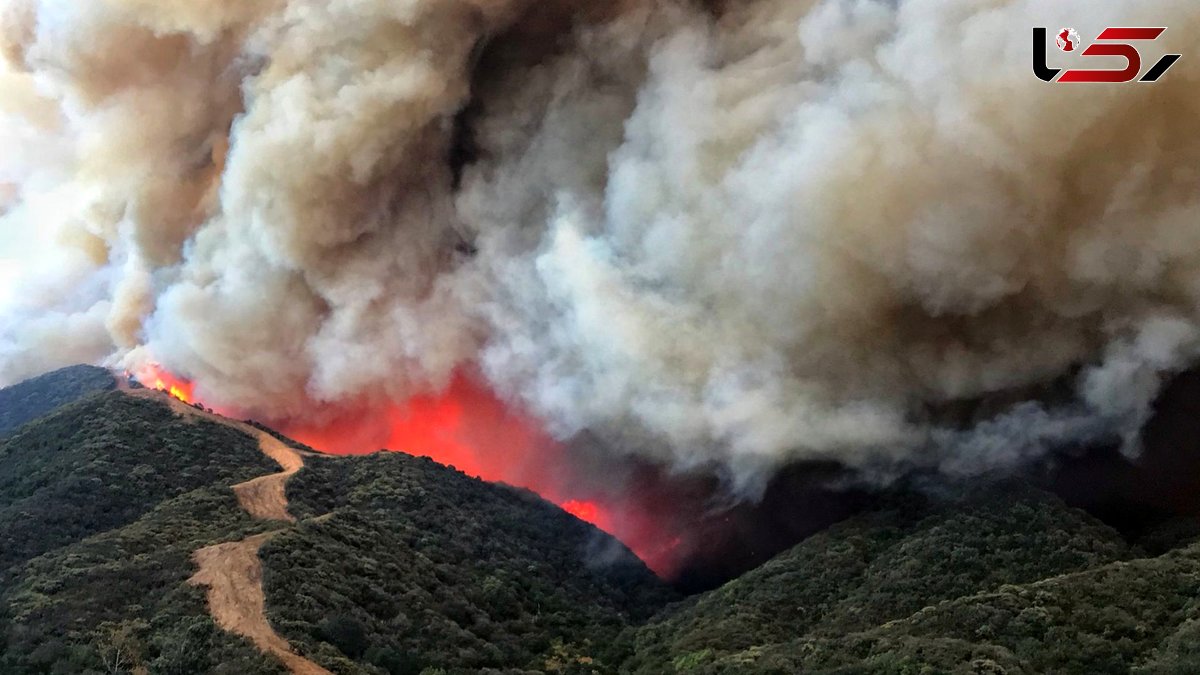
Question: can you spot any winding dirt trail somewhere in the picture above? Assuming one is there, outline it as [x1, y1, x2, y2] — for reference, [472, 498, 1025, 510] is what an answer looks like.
[124, 387, 331, 675]
[190, 534, 331, 675]
[231, 432, 304, 522]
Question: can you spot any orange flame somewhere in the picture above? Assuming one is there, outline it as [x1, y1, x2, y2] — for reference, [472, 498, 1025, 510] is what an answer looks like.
[137, 365, 195, 405]
[561, 499, 602, 524]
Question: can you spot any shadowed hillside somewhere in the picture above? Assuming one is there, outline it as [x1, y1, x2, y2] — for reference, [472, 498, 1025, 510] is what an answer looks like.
[0, 365, 115, 438]
[261, 453, 676, 673]
[621, 485, 1200, 674]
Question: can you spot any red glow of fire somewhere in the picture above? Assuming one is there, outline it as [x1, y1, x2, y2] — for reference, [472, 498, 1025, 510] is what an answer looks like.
[561, 500, 601, 524]
[279, 375, 691, 574]
[135, 365, 195, 404]
[127, 366, 692, 576]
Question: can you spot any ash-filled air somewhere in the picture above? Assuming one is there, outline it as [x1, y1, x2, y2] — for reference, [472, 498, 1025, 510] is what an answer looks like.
[3, 0, 1200, 493]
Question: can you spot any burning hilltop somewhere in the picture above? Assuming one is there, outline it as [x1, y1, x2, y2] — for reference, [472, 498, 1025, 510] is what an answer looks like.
[0, 367, 676, 673]
[133, 362, 695, 574]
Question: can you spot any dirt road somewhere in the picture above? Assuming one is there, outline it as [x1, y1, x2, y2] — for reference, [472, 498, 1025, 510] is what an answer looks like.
[125, 387, 330, 675]
[231, 432, 304, 522]
[190, 534, 332, 675]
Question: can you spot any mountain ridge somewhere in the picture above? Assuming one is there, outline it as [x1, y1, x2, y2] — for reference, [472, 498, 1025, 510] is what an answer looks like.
[0, 370, 674, 674]
[5, 367, 1200, 673]
[0, 365, 116, 438]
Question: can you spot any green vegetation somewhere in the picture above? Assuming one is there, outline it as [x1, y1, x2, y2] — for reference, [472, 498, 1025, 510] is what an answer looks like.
[7, 368, 1200, 674]
[0, 376, 676, 674]
[0, 365, 115, 438]
[2, 488, 285, 674]
[261, 453, 677, 674]
[705, 542, 1200, 674]
[822, 543, 1200, 674]
[0, 391, 280, 575]
[0, 389, 288, 674]
[622, 485, 1200, 674]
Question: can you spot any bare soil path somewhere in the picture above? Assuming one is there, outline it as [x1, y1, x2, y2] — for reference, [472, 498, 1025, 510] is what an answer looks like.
[190, 534, 331, 675]
[124, 387, 331, 675]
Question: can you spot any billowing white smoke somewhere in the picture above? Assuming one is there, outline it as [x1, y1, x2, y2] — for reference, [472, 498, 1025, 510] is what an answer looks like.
[3, 0, 1200, 490]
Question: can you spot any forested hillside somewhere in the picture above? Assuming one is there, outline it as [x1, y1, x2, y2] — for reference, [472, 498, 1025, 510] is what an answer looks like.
[0, 377, 676, 674]
[6, 369, 1200, 674]
[0, 388, 288, 673]
[2, 487, 287, 674]
[0, 365, 115, 437]
[623, 486, 1200, 674]
[0, 391, 280, 576]
[260, 453, 676, 674]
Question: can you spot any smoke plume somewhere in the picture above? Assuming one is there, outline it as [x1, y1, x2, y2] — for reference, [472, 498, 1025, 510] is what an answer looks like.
[3, 0, 1200, 493]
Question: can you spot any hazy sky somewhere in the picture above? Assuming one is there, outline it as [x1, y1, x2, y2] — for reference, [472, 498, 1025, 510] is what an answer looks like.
[0, 195, 40, 310]
[0, 234, 22, 309]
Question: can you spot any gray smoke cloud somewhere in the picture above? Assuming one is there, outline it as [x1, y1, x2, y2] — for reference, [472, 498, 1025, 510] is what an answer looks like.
[3, 0, 1200, 491]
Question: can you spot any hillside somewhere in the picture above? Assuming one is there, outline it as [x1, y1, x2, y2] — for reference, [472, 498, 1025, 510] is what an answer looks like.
[0, 365, 116, 437]
[0, 377, 676, 674]
[791, 541, 1200, 674]
[622, 486, 1200, 674]
[670, 540, 1200, 674]
[0, 388, 296, 674]
[260, 453, 674, 673]
[8, 368, 1200, 674]
[0, 389, 279, 576]
[2, 485, 288, 674]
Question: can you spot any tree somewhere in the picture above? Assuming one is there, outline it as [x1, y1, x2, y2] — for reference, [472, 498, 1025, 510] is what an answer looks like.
[318, 615, 369, 659]
[96, 620, 148, 675]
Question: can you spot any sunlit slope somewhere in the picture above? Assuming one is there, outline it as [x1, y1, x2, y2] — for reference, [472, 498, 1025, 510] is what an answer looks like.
[2, 486, 287, 674]
[0, 387, 289, 673]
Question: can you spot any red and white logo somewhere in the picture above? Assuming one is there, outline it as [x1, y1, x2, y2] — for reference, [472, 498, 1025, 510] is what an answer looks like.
[1056, 27, 1081, 52]
[1034, 27, 1182, 83]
